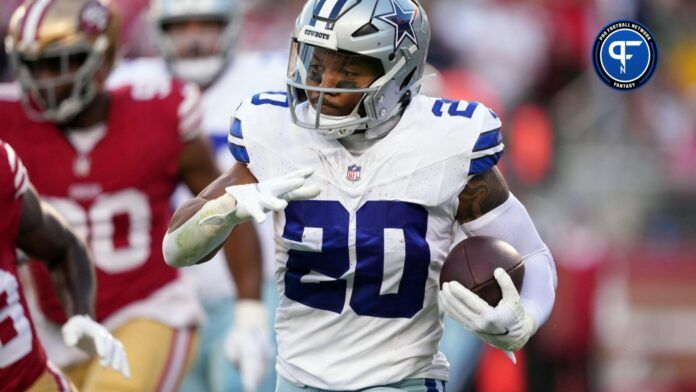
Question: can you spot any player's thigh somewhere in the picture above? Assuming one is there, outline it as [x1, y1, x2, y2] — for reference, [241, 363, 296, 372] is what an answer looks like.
[80, 318, 198, 392]
[26, 362, 77, 392]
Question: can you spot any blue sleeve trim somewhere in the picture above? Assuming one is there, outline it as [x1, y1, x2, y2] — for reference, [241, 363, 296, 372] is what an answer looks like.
[468, 152, 503, 176]
[251, 92, 288, 108]
[473, 128, 502, 152]
[229, 143, 250, 164]
[230, 118, 243, 139]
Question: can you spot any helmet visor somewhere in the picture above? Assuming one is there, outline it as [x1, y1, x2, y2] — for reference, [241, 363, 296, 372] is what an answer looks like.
[287, 42, 384, 117]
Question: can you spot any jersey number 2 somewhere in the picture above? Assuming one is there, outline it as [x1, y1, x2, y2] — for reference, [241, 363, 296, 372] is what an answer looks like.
[282, 200, 431, 319]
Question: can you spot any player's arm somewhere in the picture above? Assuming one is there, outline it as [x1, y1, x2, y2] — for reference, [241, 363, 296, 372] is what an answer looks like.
[176, 136, 262, 300]
[17, 186, 95, 317]
[163, 161, 319, 268]
[443, 167, 557, 353]
[16, 186, 131, 377]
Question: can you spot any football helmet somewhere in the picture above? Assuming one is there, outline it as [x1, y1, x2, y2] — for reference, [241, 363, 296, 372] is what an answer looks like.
[5, 0, 119, 123]
[150, 0, 242, 87]
[287, 0, 431, 139]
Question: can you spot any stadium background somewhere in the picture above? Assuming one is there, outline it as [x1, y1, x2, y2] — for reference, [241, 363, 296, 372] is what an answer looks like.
[1, 0, 694, 390]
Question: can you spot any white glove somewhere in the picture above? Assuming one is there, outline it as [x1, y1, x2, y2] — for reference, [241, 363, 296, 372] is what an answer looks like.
[62, 315, 131, 378]
[224, 300, 273, 392]
[201, 168, 320, 226]
[439, 268, 535, 364]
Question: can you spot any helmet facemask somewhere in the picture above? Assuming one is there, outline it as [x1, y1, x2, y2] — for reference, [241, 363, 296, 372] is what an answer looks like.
[154, 11, 242, 88]
[7, 36, 109, 124]
[287, 0, 431, 139]
[287, 43, 386, 139]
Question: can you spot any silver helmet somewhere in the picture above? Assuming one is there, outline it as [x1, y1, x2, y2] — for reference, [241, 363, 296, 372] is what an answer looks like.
[150, 0, 242, 87]
[287, 0, 430, 139]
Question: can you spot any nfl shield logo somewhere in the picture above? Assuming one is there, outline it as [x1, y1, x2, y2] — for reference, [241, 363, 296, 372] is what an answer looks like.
[346, 164, 361, 182]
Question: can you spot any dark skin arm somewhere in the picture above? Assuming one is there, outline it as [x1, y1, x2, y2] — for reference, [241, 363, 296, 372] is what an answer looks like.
[456, 167, 510, 224]
[16, 187, 95, 317]
[177, 136, 262, 300]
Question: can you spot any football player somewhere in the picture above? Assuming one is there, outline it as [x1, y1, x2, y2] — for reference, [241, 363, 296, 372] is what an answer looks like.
[0, 0, 241, 390]
[0, 139, 129, 391]
[108, 0, 287, 390]
[163, 0, 558, 390]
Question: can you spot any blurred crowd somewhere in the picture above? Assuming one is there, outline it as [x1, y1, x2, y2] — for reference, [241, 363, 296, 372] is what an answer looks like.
[1, 0, 694, 391]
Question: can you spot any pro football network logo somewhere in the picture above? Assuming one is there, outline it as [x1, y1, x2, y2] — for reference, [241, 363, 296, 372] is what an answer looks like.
[592, 20, 658, 90]
[346, 164, 361, 182]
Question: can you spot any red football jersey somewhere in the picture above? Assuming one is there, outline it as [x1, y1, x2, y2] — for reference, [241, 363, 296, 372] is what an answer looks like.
[0, 140, 49, 390]
[0, 80, 202, 323]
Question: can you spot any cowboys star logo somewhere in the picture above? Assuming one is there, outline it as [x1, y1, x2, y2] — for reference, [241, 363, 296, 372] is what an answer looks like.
[377, 0, 418, 50]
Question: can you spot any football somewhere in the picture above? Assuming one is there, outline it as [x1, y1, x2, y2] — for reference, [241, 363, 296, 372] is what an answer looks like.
[440, 236, 525, 306]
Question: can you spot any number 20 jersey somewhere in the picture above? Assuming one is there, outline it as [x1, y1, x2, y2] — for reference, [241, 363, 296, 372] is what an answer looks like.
[230, 93, 504, 389]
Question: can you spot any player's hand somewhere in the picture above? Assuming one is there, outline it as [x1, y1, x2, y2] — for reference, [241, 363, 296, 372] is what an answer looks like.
[221, 168, 320, 225]
[224, 300, 272, 392]
[62, 315, 131, 379]
[439, 268, 534, 363]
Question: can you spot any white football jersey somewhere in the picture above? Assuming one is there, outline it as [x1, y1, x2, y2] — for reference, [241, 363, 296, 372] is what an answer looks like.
[108, 52, 287, 300]
[230, 92, 504, 389]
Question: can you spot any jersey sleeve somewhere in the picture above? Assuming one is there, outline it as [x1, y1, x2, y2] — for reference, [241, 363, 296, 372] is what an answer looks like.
[227, 91, 290, 180]
[0, 140, 30, 200]
[467, 104, 504, 176]
[228, 99, 250, 165]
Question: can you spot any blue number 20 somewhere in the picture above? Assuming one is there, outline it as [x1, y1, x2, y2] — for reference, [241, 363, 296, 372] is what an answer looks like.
[282, 200, 431, 319]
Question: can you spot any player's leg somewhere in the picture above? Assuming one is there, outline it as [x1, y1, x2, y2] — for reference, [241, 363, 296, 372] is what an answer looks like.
[180, 296, 237, 392]
[26, 361, 77, 392]
[439, 316, 484, 390]
[77, 318, 198, 392]
[187, 279, 279, 392]
[62, 359, 88, 389]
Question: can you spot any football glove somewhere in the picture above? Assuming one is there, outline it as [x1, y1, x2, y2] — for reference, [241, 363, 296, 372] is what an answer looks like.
[439, 268, 535, 364]
[201, 168, 320, 226]
[224, 300, 272, 392]
[62, 315, 131, 378]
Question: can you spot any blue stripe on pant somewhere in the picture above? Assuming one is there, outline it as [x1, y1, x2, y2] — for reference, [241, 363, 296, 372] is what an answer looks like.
[276, 376, 446, 391]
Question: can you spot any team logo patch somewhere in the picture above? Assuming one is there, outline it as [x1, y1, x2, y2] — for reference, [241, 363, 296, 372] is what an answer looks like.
[592, 20, 658, 90]
[377, 0, 418, 50]
[79, 1, 110, 34]
[346, 164, 361, 182]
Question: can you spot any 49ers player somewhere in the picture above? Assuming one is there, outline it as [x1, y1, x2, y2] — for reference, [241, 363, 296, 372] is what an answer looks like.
[0, 0, 255, 390]
[0, 139, 129, 391]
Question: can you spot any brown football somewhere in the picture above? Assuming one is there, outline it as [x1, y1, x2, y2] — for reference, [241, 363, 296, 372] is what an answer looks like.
[440, 236, 524, 306]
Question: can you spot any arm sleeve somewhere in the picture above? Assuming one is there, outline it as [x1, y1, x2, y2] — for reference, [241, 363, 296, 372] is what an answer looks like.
[461, 193, 557, 330]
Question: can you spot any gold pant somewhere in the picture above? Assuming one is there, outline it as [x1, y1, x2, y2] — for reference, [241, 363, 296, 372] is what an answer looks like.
[60, 318, 198, 392]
